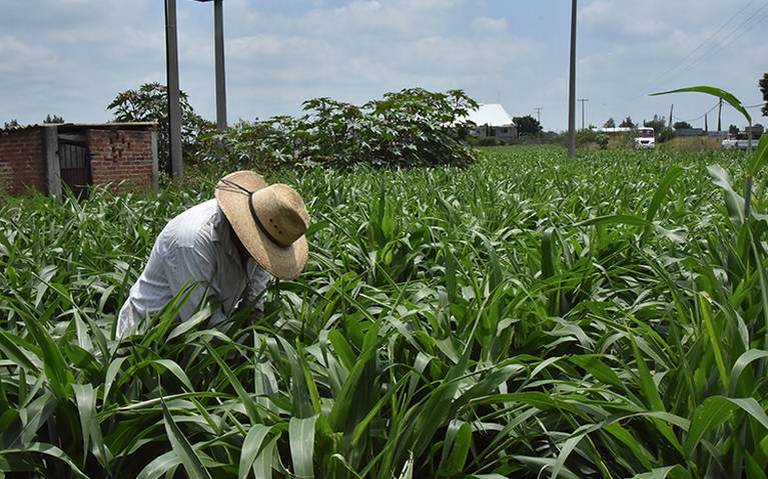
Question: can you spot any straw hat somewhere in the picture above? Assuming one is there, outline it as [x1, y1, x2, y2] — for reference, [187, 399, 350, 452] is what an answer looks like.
[214, 171, 309, 280]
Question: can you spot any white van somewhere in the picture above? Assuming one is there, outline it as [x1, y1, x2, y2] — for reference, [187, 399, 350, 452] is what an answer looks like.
[599, 127, 656, 149]
[634, 127, 655, 149]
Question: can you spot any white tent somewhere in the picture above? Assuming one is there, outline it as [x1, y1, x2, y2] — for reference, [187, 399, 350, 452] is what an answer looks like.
[464, 104, 514, 127]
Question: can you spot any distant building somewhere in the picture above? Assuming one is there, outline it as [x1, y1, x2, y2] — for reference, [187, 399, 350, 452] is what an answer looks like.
[0, 122, 159, 197]
[464, 104, 517, 141]
[745, 124, 764, 138]
[674, 128, 705, 137]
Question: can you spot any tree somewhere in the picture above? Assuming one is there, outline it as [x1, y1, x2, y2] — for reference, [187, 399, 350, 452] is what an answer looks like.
[512, 115, 542, 137]
[729, 124, 739, 135]
[644, 114, 666, 132]
[760, 72, 767, 117]
[673, 121, 692, 130]
[603, 118, 615, 128]
[3, 119, 20, 130]
[108, 82, 213, 173]
[619, 116, 635, 128]
[44, 114, 64, 124]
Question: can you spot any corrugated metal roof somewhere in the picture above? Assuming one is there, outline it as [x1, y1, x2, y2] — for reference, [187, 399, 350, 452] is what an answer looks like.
[0, 122, 158, 134]
[464, 104, 514, 127]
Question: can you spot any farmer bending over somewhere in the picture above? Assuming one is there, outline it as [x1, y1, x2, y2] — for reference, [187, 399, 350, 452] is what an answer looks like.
[116, 171, 309, 338]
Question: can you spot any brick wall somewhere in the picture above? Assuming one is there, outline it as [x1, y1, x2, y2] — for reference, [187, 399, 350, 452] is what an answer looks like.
[88, 129, 154, 191]
[0, 128, 46, 195]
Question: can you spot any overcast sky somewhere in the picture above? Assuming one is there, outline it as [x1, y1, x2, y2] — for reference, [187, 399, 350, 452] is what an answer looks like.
[1, 0, 766, 131]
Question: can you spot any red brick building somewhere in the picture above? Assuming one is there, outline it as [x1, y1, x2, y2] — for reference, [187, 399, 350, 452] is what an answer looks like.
[0, 123, 158, 197]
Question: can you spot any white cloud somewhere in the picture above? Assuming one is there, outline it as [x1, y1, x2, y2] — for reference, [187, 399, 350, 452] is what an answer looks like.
[0, 0, 764, 130]
[471, 16, 508, 34]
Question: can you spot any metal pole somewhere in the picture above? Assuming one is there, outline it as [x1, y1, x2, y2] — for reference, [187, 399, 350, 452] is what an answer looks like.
[535, 107, 542, 144]
[578, 98, 588, 130]
[165, 0, 184, 178]
[668, 104, 673, 128]
[717, 98, 722, 132]
[567, 0, 577, 158]
[214, 0, 227, 130]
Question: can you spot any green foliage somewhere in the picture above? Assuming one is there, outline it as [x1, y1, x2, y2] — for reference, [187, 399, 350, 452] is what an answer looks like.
[466, 136, 503, 147]
[760, 73, 768, 117]
[3, 146, 768, 477]
[657, 127, 675, 143]
[603, 117, 616, 128]
[644, 114, 667, 133]
[44, 114, 64, 124]
[3, 119, 20, 130]
[197, 88, 478, 170]
[512, 115, 542, 137]
[620, 116, 636, 128]
[107, 82, 215, 173]
[674, 121, 693, 130]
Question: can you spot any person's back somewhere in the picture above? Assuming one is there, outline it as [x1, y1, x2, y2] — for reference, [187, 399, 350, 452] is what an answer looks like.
[116, 171, 310, 339]
[117, 199, 271, 337]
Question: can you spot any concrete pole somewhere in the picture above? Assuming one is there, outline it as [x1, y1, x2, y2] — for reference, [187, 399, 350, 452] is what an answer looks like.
[214, 0, 227, 130]
[567, 0, 577, 158]
[165, 0, 184, 178]
[578, 98, 588, 130]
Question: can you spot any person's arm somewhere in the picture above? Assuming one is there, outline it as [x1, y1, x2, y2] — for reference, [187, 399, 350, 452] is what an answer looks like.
[163, 244, 227, 327]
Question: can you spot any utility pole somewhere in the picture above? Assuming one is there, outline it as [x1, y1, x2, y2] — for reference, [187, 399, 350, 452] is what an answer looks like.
[534, 107, 543, 144]
[213, 0, 227, 130]
[668, 104, 674, 128]
[567, 0, 578, 158]
[704, 112, 708, 132]
[164, 0, 183, 179]
[578, 98, 589, 130]
[194, 0, 228, 130]
[717, 98, 722, 132]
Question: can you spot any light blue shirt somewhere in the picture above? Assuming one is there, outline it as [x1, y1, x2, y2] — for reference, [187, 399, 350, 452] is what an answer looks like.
[116, 199, 271, 338]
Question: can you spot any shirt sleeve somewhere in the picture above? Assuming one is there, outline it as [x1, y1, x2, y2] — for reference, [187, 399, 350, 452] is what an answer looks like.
[163, 243, 227, 326]
[244, 258, 272, 312]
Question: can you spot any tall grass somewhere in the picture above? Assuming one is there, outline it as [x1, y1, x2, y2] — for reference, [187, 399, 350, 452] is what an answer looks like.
[1, 145, 767, 478]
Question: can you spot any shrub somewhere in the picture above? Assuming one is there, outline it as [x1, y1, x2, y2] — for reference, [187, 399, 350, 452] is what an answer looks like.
[595, 132, 609, 148]
[197, 88, 478, 170]
[108, 83, 215, 174]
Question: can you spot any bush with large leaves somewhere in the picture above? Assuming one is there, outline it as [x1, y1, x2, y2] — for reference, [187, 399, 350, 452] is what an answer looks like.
[197, 88, 478, 170]
[108, 83, 214, 174]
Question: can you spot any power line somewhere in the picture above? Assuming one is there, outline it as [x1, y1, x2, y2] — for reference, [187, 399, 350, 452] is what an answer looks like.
[641, 0, 761, 92]
[673, 101, 720, 123]
[745, 101, 768, 108]
[673, 5, 768, 79]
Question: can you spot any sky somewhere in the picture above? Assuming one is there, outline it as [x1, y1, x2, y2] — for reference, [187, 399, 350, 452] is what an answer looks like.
[1, 0, 767, 131]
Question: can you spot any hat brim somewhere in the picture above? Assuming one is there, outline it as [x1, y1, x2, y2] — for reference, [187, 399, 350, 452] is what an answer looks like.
[215, 171, 308, 280]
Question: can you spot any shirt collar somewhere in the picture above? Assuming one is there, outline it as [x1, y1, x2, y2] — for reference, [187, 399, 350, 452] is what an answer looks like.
[212, 205, 244, 266]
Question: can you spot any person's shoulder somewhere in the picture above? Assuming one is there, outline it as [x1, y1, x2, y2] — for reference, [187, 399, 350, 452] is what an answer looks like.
[165, 199, 219, 248]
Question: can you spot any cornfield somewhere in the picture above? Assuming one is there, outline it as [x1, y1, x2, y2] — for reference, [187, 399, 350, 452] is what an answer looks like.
[2, 144, 768, 478]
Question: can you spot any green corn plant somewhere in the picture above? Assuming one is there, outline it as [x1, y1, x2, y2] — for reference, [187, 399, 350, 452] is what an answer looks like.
[2, 145, 768, 478]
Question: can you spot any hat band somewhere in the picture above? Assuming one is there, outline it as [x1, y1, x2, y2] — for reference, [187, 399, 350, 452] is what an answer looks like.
[248, 192, 288, 247]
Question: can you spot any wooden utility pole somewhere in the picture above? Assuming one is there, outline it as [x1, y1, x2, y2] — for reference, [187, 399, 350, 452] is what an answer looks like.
[164, 0, 184, 178]
[567, 0, 577, 158]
